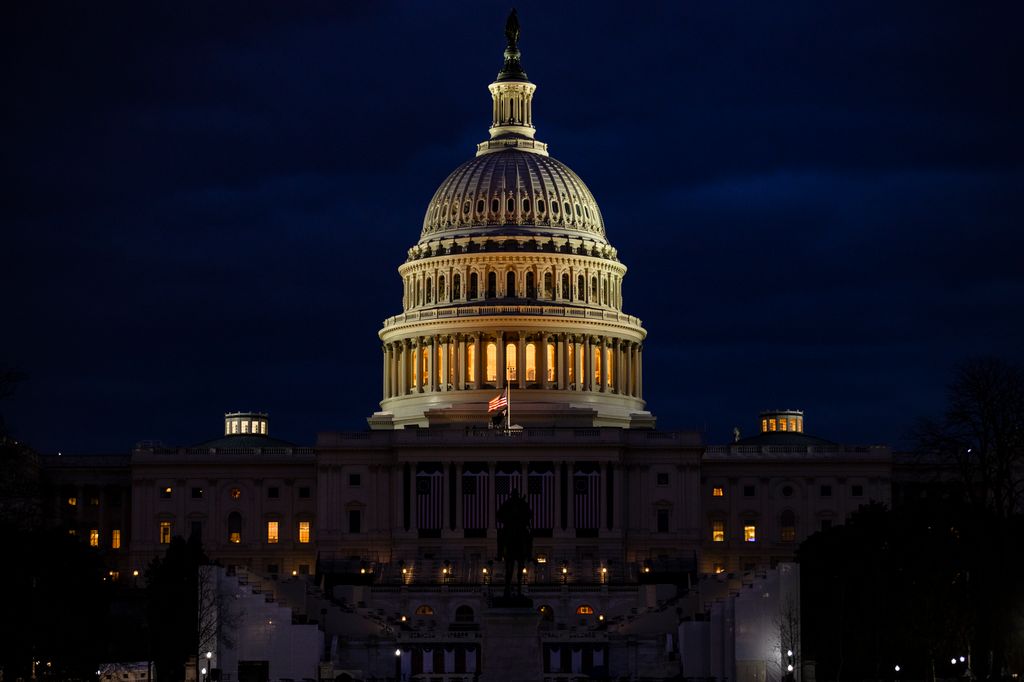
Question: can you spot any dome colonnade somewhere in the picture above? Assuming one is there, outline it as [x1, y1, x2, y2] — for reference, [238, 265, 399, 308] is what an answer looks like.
[371, 15, 651, 429]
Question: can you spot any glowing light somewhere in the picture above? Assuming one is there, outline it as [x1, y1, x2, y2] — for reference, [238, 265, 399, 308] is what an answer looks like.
[206, 652, 212, 660]
[360, 568, 366, 574]
[561, 566, 568, 574]
[401, 567, 408, 574]
[132, 569, 139, 577]
[292, 569, 298, 576]
[482, 567, 488, 574]
[951, 659, 957, 665]
[400, 615, 407, 622]
[960, 657, 966, 663]
[395, 649, 402, 657]
[895, 665, 901, 672]
[598, 614, 605, 621]
[787, 650, 793, 657]
[787, 665, 794, 672]
[601, 567, 607, 574]
[201, 668, 207, 676]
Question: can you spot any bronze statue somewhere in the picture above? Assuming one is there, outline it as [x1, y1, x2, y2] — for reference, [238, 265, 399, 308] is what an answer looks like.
[505, 8, 520, 49]
[495, 487, 532, 599]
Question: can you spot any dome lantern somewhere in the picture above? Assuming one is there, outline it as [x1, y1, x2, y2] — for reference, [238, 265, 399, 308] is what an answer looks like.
[478, 9, 548, 157]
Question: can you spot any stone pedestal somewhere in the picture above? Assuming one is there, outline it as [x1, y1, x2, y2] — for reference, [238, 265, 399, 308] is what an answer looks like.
[480, 607, 542, 682]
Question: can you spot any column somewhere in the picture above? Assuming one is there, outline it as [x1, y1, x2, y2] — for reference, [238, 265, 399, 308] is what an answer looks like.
[397, 342, 406, 395]
[487, 461, 497, 535]
[637, 345, 643, 399]
[382, 345, 390, 399]
[441, 336, 450, 392]
[414, 338, 422, 393]
[496, 331, 506, 389]
[584, 336, 592, 392]
[457, 336, 466, 390]
[517, 332, 526, 389]
[431, 335, 441, 391]
[455, 462, 464, 532]
[557, 334, 566, 390]
[539, 334, 549, 388]
[473, 333, 482, 390]
[599, 337, 607, 393]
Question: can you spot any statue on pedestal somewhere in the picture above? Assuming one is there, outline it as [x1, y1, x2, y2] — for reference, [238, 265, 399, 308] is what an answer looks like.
[495, 488, 532, 603]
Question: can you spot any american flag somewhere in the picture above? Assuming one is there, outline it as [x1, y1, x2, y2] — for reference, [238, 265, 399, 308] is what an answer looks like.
[488, 388, 508, 412]
[494, 469, 522, 528]
[573, 469, 601, 530]
[462, 469, 489, 530]
[416, 469, 443, 530]
[528, 469, 555, 530]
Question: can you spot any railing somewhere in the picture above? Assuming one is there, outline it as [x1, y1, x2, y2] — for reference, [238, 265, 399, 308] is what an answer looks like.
[318, 428, 701, 448]
[704, 444, 889, 458]
[134, 446, 315, 457]
[382, 304, 643, 329]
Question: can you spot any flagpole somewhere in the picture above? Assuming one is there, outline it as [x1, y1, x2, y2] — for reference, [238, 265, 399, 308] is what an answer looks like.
[506, 383, 511, 430]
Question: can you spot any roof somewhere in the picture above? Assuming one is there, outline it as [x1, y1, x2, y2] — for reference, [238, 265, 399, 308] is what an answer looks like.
[193, 434, 297, 449]
[730, 431, 837, 448]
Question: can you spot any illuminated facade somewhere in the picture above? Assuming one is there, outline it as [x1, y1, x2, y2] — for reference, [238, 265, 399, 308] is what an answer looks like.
[34, 14, 895, 682]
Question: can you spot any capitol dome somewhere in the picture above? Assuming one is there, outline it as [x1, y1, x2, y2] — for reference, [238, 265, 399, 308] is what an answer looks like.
[420, 152, 607, 243]
[370, 11, 653, 430]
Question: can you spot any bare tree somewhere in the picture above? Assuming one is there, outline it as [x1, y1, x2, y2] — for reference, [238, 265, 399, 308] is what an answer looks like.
[197, 566, 242, 680]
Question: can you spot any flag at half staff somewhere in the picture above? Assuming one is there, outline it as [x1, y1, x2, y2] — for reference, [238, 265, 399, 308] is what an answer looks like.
[488, 388, 508, 413]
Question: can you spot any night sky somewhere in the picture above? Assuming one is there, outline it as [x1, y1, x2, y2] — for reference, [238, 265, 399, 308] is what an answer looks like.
[3, 2, 1022, 454]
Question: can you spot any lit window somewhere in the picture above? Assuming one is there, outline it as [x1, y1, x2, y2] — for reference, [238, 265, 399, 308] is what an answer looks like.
[109, 571, 120, 581]
[789, 418, 797, 432]
[505, 343, 517, 380]
[796, 417, 803, 432]
[781, 526, 796, 542]
[769, 418, 777, 431]
[744, 524, 757, 542]
[546, 343, 555, 381]
[159, 521, 172, 544]
[526, 342, 537, 381]
[605, 346, 613, 386]
[89, 496, 100, 506]
[486, 343, 497, 382]
[260, 421, 267, 434]
[89, 529, 99, 547]
[230, 487, 241, 499]
[160, 486, 172, 499]
[576, 605, 595, 615]
[415, 605, 434, 615]
[779, 418, 787, 431]
[67, 497, 77, 507]
[713, 563, 725, 574]
[228, 512, 242, 543]
[467, 343, 476, 383]
[712, 520, 725, 542]
[761, 418, 768, 432]
[231, 421, 239, 434]
[712, 486, 724, 497]
[593, 347, 601, 384]
[68, 528, 76, 536]
[112, 529, 121, 549]
[267, 521, 279, 544]
[241, 420, 249, 433]
[298, 521, 311, 544]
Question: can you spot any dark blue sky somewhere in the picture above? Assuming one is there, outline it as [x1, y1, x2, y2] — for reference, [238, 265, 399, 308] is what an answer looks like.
[3, 2, 1022, 453]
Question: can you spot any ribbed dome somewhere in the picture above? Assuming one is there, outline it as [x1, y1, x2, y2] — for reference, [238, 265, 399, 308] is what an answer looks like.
[420, 149, 606, 243]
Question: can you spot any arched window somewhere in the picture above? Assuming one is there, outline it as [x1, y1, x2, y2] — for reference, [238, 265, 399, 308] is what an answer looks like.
[486, 343, 497, 383]
[507, 198, 515, 213]
[453, 274, 461, 300]
[228, 512, 242, 544]
[602, 278, 608, 305]
[593, 347, 601, 386]
[576, 605, 594, 615]
[577, 274, 585, 301]
[563, 202, 571, 217]
[466, 343, 476, 383]
[506, 343, 517, 381]
[421, 347, 429, 387]
[438, 275, 446, 301]
[522, 198, 531, 213]
[414, 605, 434, 616]
[526, 272, 536, 298]
[425, 278, 432, 303]
[476, 199, 485, 213]
[487, 272, 497, 298]
[415, 279, 421, 306]
[781, 510, 796, 543]
[538, 604, 554, 621]
[591, 277, 598, 300]
[561, 273, 570, 300]
[526, 343, 537, 381]
[469, 272, 479, 299]
[455, 605, 475, 622]
[543, 272, 553, 298]
[546, 343, 556, 382]
[506, 271, 516, 298]
[463, 201, 470, 215]
[605, 346, 613, 387]
[538, 199, 546, 214]
[552, 201, 559, 216]
[491, 198, 500, 213]
[567, 342, 576, 385]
